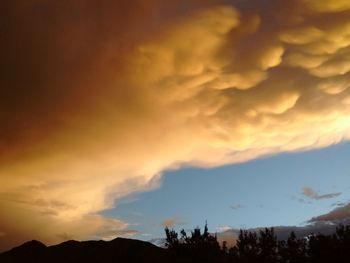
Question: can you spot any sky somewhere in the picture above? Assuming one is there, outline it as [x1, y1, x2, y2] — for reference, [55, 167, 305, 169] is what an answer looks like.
[1, 0, 350, 251]
[104, 140, 350, 242]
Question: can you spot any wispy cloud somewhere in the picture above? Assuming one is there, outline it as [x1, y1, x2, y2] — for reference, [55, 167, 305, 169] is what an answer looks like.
[230, 204, 244, 210]
[331, 202, 347, 207]
[161, 218, 184, 228]
[302, 187, 341, 200]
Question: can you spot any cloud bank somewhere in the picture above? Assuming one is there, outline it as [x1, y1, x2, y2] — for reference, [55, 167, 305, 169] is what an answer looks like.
[1, 0, 350, 251]
[309, 202, 350, 224]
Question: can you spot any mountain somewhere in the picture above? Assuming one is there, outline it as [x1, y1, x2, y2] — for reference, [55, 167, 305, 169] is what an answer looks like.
[0, 238, 167, 263]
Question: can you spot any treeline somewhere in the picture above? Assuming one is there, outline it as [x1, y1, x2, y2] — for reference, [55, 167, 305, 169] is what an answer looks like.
[164, 223, 350, 262]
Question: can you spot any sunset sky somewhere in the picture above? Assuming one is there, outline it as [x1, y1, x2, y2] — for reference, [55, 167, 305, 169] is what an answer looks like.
[1, 0, 350, 251]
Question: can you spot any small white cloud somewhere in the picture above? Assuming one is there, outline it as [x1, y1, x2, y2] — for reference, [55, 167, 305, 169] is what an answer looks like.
[216, 225, 232, 232]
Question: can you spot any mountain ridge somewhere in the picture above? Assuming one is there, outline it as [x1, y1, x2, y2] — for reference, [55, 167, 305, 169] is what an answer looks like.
[0, 237, 167, 263]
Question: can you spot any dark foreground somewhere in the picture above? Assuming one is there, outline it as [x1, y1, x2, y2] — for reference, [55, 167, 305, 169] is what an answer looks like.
[1, 224, 350, 263]
[0, 238, 166, 263]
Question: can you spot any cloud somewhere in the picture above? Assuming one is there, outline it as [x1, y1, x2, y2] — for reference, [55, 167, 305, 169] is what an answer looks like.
[331, 202, 347, 207]
[301, 0, 350, 13]
[216, 226, 238, 247]
[230, 204, 244, 210]
[216, 225, 232, 232]
[1, 0, 350, 251]
[302, 187, 342, 200]
[309, 202, 350, 223]
[161, 218, 183, 228]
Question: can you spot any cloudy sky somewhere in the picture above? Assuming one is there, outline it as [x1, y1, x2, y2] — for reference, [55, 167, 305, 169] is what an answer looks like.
[1, 0, 350, 251]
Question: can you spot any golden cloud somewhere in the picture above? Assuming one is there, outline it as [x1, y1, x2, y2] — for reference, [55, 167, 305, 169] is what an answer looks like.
[1, 0, 350, 251]
[161, 218, 183, 228]
[301, 0, 350, 13]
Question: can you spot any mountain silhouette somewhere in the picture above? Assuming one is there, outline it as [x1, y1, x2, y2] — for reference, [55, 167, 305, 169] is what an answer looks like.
[0, 238, 167, 263]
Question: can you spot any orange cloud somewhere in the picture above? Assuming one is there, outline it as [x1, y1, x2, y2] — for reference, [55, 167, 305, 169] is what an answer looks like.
[1, 0, 350, 251]
[302, 187, 341, 200]
[161, 218, 183, 228]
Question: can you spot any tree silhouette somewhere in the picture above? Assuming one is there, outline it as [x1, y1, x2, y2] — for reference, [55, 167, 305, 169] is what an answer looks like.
[164, 222, 223, 262]
[165, 227, 179, 250]
[279, 231, 307, 263]
[308, 233, 335, 263]
[258, 228, 278, 263]
[163, 223, 350, 263]
[334, 224, 350, 262]
[231, 229, 259, 262]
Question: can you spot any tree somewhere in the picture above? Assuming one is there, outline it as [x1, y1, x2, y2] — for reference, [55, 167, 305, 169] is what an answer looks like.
[279, 231, 307, 263]
[165, 227, 179, 249]
[334, 224, 350, 262]
[308, 233, 335, 263]
[234, 230, 259, 262]
[164, 222, 222, 262]
[258, 228, 278, 263]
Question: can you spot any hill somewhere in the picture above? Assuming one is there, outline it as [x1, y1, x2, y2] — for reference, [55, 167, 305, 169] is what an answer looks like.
[0, 237, 166, 263]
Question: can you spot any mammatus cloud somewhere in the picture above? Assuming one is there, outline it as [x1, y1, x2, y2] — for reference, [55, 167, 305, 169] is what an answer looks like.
[1, 0, 350, 251]
[302, 187, 341, 200]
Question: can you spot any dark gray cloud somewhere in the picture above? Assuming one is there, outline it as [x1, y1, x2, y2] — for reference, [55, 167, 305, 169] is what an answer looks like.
[309, 202, 350, 224]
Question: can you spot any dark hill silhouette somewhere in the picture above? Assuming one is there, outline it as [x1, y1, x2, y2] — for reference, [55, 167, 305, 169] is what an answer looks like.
[0, 240, 47, 262]
[0, 237, 167, 263]
[2, 224, 350, 263]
